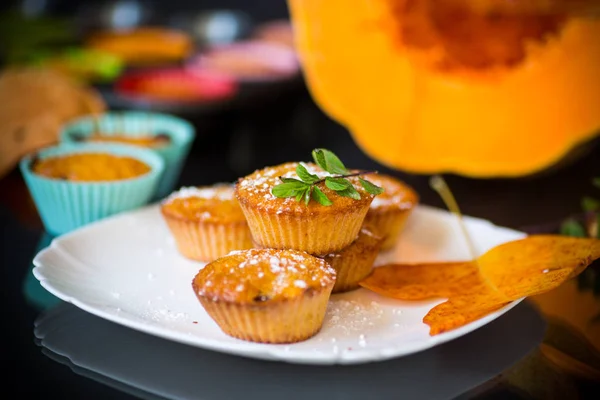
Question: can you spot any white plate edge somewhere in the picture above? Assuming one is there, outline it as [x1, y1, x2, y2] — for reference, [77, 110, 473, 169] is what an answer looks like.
[31, 204, 527, 365]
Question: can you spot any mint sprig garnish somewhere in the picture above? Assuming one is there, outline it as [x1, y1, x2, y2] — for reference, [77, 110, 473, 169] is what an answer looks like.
[359, 177, 384, 195]
[312, 186, 332, 206]
[312, 148, 348, 175]
[272, 148, 384, 206]
[296, 163, 319, 184]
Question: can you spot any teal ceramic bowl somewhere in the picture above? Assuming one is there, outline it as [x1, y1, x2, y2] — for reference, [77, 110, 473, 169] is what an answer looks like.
[60, 111, 195, 199]
[20, 143, 165, 235]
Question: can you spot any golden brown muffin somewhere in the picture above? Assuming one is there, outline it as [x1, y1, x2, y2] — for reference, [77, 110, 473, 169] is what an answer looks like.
[83, 133, 170, 148]
[161, 185, 253, 262]
[192, 248, 336, 343]
[31, 153, 150, 181]
[321, 227, 384, 293]
[252, 227, 383, 293]
[362, 174, 419, 250]
[235, 162, 375, 254]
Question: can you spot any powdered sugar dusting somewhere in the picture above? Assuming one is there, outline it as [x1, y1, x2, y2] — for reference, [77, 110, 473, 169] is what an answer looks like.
[367, 175, 417, 210]
[237, 162, 370, 211]
[237, 163, 303, 205]
[370, 195, 414, 209]
[141, 308, 191, 324]
[196, 248, 336, 298]
[294, 279, 308, 288]
[324, 299, 386, 334]
[164, 184, 234, 203]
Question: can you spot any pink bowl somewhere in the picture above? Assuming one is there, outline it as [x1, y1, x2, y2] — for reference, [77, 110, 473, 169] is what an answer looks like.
[115, 68, 237, 103]
[187, 40, 300, 82]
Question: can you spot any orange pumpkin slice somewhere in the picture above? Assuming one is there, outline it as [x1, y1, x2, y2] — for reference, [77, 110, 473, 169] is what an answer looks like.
[288, 0, 600, 177]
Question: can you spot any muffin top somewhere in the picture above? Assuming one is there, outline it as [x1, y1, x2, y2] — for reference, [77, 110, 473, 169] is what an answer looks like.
[363, 173, 418, 213]
[161, 184, 246, 223]
[192, 248, 336, 304]
[235, 162, 375, 214]
[83, 133, 171, 148]
[31, 153, 150, 182]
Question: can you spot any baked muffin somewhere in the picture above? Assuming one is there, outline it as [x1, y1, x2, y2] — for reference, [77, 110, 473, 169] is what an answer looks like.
[235, 162, 375, 254]
[362, 174, 418, 250]
[21, 143, 164, 235]
[252, 227, 383, 293]
[161, 185, 253, 262]
[61, 111, 195, 199]
[322, 227, 384, 293]
[192, 248, 336, 343]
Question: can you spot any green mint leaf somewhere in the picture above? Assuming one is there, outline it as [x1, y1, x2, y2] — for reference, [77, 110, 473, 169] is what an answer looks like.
[295, 189, 306, 202]
[312, 148, 347, 175]
[304, 186, 313, 205]
[325, 177, 351, 191]
[280, 177, 305, 184]
[359, 177, 384, 195]
[296, 163, 319, 184]
[593, 177, 600, 189]
[272, 181, 309, 198]
[312, 186, 332, 206]
[560, 218, 586, 237]
[312, 149, 327, 171]
[337, 185, 361, 200]
[582, 196, 600, 212]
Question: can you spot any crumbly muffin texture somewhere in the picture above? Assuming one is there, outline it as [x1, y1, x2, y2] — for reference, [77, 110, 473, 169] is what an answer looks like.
[32, 153, 150, 182]
[362, 173, 418, 250]
[161, 185, 246, 223]
[364, 173, 418, 212]
[322, 227, 383, 293]
[193, 248, 336, 304]
[235, 162, 374, 213]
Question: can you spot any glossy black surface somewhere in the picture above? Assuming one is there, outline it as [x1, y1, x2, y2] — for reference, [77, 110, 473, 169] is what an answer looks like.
[32, 301, 544, 400]
[4, 83, 600, 399]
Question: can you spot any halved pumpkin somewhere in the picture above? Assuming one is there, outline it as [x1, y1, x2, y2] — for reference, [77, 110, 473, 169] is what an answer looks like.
[288, 0, 600, 177]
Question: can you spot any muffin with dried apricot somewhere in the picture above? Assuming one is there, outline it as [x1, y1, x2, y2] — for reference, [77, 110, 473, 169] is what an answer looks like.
[20, 143, 164, 235]
[235, 149, 383, 254]
[362, 174, 418, 250]
[192, 248, 336, 343]
[161, 184, 253, 262]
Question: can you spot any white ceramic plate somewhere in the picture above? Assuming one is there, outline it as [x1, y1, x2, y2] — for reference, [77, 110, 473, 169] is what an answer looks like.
[33, 204, 525, 365]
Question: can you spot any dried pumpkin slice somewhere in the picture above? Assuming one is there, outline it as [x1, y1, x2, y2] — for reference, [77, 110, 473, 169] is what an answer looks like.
[360, 235, 600, 335]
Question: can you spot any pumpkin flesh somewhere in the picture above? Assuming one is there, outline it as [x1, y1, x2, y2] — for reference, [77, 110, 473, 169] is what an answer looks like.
[288, 0, 600, 177]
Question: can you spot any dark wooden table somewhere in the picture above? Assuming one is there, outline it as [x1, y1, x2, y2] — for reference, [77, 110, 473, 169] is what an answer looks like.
[3, 84, 600, 399]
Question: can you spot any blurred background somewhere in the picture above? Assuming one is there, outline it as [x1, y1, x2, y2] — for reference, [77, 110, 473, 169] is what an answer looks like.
[0, 0, 599, 232]
[2, 2, 600, 398]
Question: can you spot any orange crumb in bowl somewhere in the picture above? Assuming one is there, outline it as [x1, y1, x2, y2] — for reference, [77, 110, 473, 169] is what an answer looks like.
[31, 153, 150, 182]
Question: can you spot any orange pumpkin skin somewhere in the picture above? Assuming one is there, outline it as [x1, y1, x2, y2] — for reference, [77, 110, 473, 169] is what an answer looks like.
[288, 0, 600, 177]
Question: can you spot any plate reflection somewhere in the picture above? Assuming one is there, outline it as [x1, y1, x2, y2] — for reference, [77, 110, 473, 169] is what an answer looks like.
[34, 301, 545, 400]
